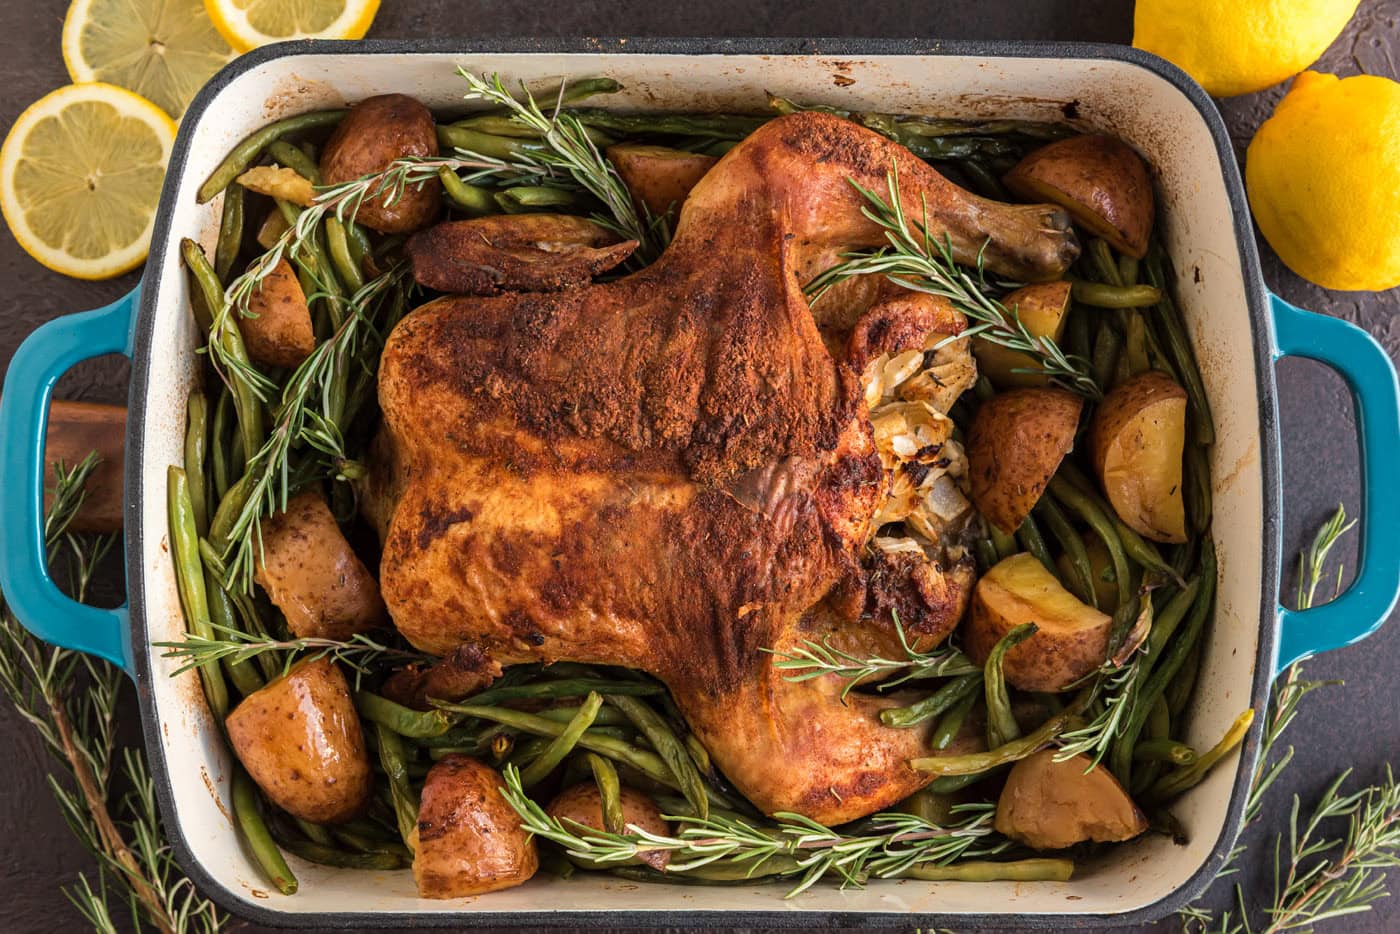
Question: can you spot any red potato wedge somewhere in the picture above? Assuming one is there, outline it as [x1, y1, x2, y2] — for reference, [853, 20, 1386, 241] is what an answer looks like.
[225, 658, 372, 824]
[606, 143, 718, 219]
[412, 755, 538, 898]
[973, 280, 1072, 388]
[320, 94, 442, 234]
[968, 387, 1084, 534]
[546, 783, 672, 869]
[254, 489, 387, 640]
[240, 257, 315, 368]
[1089, 370, 1188, 544]
[965, 553, 1113, 692]
[995, 749, 1148, 849]
[1004, 135, 1155, 259]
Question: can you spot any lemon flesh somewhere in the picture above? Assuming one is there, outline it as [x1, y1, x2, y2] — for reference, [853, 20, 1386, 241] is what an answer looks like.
[1246, 71, 1400, 292]
[205, 0, 379, 51]
[1134, 0, 1360, 97]
[64, 0, 235, 119]
[0, 84, 175, 279]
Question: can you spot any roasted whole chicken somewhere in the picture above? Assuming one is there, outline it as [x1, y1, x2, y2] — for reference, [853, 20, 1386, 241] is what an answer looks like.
[370, 111, 1078, 825]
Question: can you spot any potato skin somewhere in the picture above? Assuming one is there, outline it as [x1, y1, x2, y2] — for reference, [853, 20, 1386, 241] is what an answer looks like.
[1004, 135, 1154, 259]
[546, 782, 671, 868]
[1089, 370, 1188, 544]
[320, 94, 441, 233]
[995, 750, 1147, 850]
[412, 755, 538, 898]
[606, 143, 718, 219]
[240, 258, 315, 368]
[965, 553, 1113, 692]
[225, 658, 372, 824]
[968, 387, 1083, 534]
[254, 489, 386, 640]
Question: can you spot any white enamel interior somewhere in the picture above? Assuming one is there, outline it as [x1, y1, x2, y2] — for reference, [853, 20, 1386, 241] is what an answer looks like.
[137, 48, 1265, 921]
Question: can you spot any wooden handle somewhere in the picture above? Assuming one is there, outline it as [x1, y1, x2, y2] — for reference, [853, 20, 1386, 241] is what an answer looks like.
[44, 400, 125, 533]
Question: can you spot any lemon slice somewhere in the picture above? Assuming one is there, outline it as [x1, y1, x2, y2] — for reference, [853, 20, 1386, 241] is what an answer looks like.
[0, 83, 176, 280]
[63, 0, 236, 119]
[204, 0, 379, 52]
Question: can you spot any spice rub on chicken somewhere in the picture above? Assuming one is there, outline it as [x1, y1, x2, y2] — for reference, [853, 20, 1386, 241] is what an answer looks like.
[370, 111, 1078, 824]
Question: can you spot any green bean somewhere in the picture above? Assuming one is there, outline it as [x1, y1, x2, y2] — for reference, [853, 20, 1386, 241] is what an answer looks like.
[232, 770, 298, 893]
[184, 392, 210, 537]
[989, 525, 1018, 562]
[932, 689, 980, 751]
[1117, 254, 1140, 287]
[927, 769, 998, 793]
[279, 837, 405, 870]
[1145, 709, 1254, 803]
[1035, 497, 1097, 607]
[295, 818, 335, 847]
[1167, 640, 1203, 720]
[522, 692, 603, 786]
[495, 186, 588, 214]
[324, 217, 364, 292]
[1015, 515, 1056, 577]
[538, 848, 577, 879]
[881, 672, 984, 729]
[1088, 238, 1124, 286]
[534, 704, 630, 727]
[468, 678, 662, 707]
[168, 466, 230, 719]
[1185, 442, 1212, 535]
[1123, 311, 1151, 376]
[1065, 303, 1093, 374]
[443, 704, 690, 796]
[1134, 695, 1172, 793]
[608, 862, 792, 885]
[214, 183, 245, 282]
[275, 200, 345, 318]
[1143, 578, 1202, 666]
[438, 167, 497, 216]
[1090, 317, 1122, 389]
[985, 624, 1037, 748]
[266, 139, 323, 184]
[203, 563, 264, 696]
[606, 693, 710, 820]
[685, 734, 712, 776]
[436, 125, 547, 160]
[585, 752, 625, 834]
[974, 537, 1000, 572]
[197, 110, 346, 202]
[210, 389, 235, 500]
[1048, 476, 1132, 609]
[181, 239, 264, 458]
[1147, 694, 1170, 740]
[956, 159, 1009, 200]
[911, 691, 1090, 775]
[375, 724, 419, 850]
[902, 858, 1074, 883]
[569, 108, 768, 140]
[1133, 739, 1197, 765]
[1145, 241, 1215, 445]
[477, 76, 622, 114]
[1071, 280, 1163, 308]
[355, 691, 456, 738]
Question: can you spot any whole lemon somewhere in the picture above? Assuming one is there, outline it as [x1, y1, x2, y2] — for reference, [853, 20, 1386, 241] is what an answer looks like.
[1133, 0, 1359, 97]
[1246, 71, 1400, 292]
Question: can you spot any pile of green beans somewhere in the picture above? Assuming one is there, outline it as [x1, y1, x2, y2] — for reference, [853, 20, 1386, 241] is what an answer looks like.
[166, 87, 1239, 897]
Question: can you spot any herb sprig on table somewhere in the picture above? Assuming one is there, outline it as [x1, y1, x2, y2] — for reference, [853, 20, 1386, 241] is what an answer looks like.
[0, 455, 220, 933]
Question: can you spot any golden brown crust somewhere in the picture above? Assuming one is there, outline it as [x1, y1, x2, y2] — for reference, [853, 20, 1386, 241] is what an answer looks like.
[373, 111, 1080, 824]
[320, 94, 441, 234]
[406, 214, 637, 294]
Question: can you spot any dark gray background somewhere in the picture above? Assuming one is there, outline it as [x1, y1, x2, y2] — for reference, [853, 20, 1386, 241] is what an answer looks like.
[1, 1, 1397, 931]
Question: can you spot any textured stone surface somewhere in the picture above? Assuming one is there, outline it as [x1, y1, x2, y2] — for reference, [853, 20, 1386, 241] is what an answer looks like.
[0, 1, 1396, 931]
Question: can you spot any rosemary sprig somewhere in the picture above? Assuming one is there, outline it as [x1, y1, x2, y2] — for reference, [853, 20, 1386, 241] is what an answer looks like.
[1052, 647, 1144, 766]
[498, 763, 1008, 897]
[218, 265, 406, 591]
[766, 613, 977, 700]
[155, 624, 431, 686]
[804, 166, 1100, 399]
[0, 455, 220, 933]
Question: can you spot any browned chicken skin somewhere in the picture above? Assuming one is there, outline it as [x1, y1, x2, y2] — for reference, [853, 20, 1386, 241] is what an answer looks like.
[373, 112, 1078, 824]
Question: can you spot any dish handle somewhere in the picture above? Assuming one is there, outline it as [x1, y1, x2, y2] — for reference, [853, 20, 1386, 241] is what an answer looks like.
[1271, 292, 1400, 676]
[0, 287, 138, 676]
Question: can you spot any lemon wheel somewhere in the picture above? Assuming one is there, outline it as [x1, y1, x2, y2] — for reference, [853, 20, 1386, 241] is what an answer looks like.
[204, 0, 379, 53]
[0, 83, 176, 280]
[62, 0, 235, 119]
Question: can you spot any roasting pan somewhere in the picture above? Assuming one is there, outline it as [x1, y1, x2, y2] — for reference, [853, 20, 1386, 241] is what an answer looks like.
[2, 37, 1398, 928]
